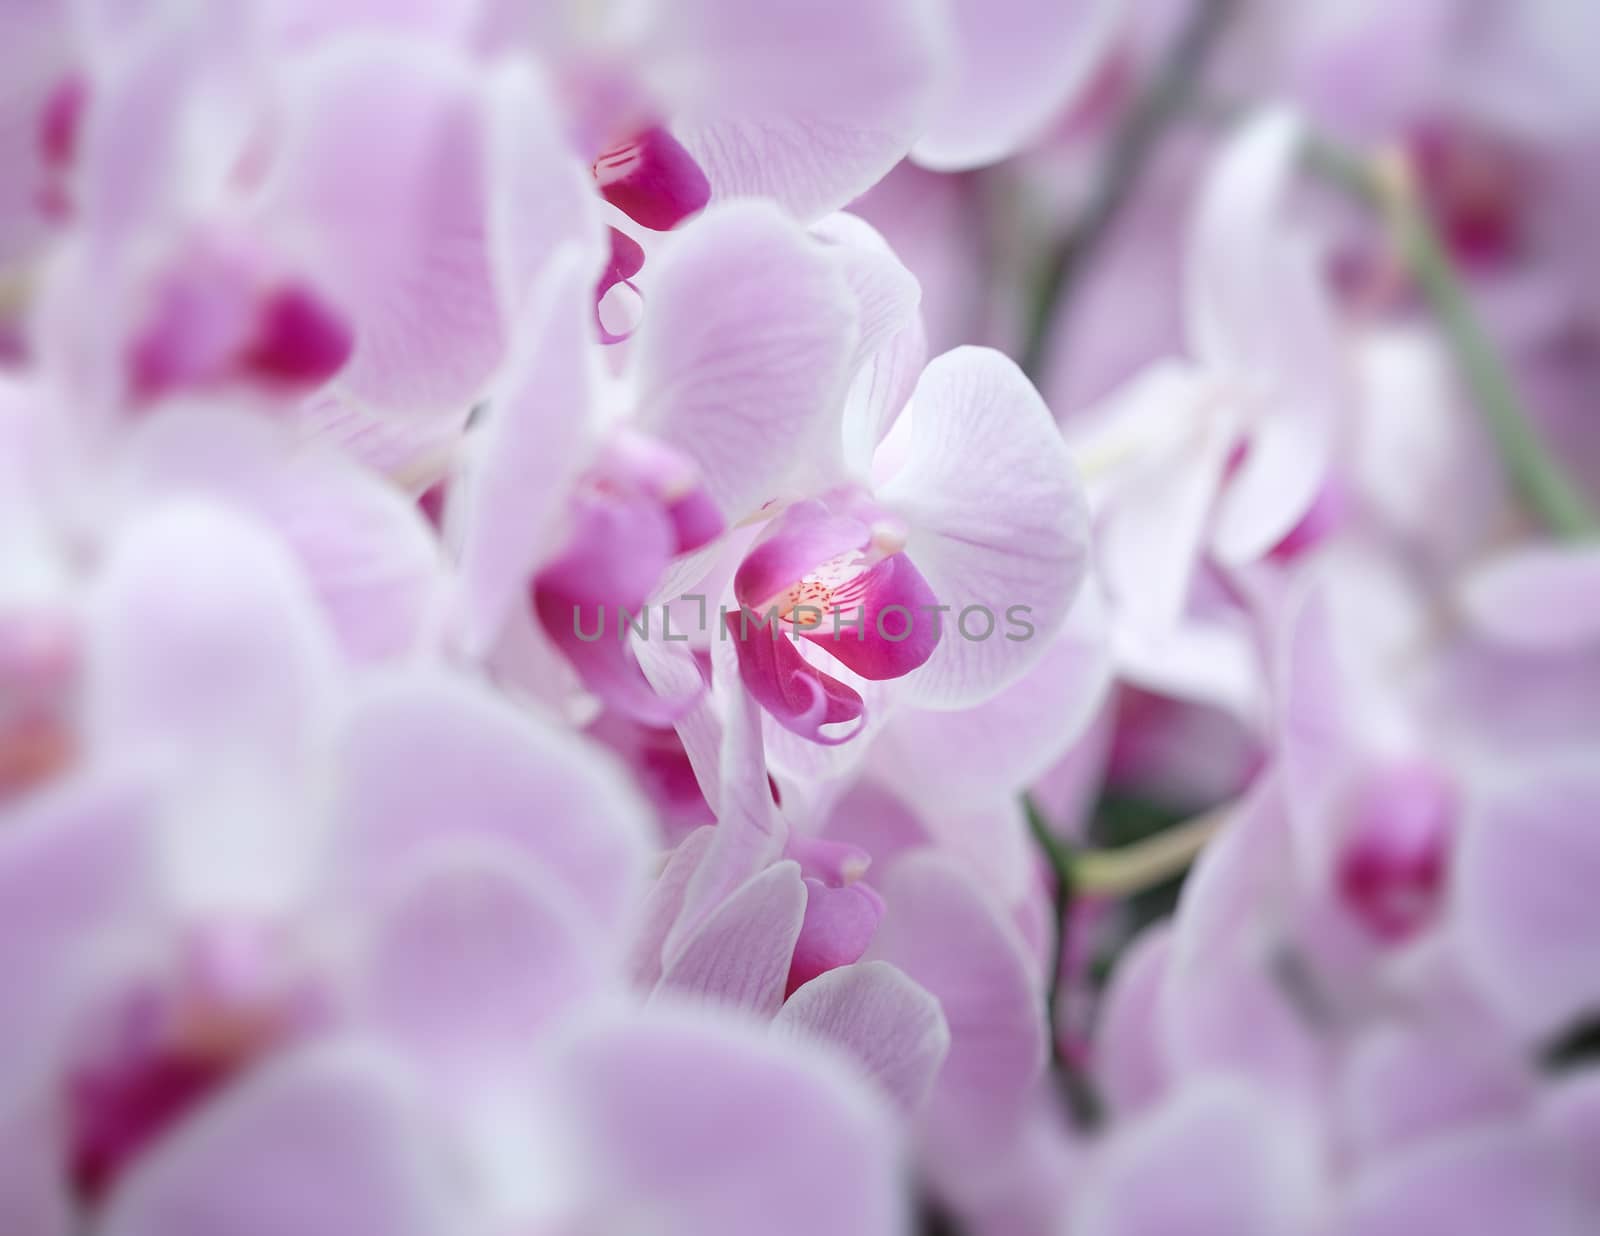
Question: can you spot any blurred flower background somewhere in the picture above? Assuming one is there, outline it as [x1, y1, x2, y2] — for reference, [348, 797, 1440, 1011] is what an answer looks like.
[2, 0, 1598, 1233]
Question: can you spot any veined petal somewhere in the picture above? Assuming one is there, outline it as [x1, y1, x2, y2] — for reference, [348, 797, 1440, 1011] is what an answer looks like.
[626, 826, 716, 990]
[872, 590, 1113, 810]
[632, 201, 858, 524]
[811, 212, 923, 404]
[913, 0, 1124, 171]
[645, 0, 947, 221]
[774, 960, 950, 1115]
[485, 59, 607, 326]
[879, 348, 1089, 708]
[868, 851, 1046, 1167]
[656, 860, 807, 1017]
[266, 38, 503, 417]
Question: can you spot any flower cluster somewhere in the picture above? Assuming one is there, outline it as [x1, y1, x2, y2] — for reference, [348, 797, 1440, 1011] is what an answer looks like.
[1, 1, 1597, 1234]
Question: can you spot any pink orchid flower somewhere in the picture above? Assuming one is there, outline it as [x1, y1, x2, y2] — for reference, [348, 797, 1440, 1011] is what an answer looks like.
[1073, 108, 1346, 648]
[723, 324, 1090, 744]
[448, 201, 861, 718]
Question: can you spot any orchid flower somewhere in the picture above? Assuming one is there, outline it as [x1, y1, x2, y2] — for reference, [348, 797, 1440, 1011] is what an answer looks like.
[1, 499, 914, 1236]
[1071, 108, 1346, 679]
[448, 199, 860, 719]
[718, 233, 1091, 747]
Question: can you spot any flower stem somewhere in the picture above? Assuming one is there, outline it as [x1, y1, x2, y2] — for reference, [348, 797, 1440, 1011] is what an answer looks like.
[1022, 794, 1102, 1128]
[1070, 806, 1226, 898]
[1303, 136, 1600, 541]
[1020, 0, 1240, 379]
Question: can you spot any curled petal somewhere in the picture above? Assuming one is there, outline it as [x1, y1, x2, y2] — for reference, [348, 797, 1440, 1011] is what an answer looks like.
[724, 610, 866, 746]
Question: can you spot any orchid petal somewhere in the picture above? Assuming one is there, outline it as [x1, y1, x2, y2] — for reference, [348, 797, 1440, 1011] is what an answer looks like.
[1093, 925, 1175, 1118]
[913, 0, 1123, 171]
[0, 768, 153, 1106]
[114, 408, 441, 664]
[1074, 1081, 1322, 1236]
[632, 201, 857, 524]
[86, 500, 339, 767]
[787, 878, 886, 995]
[100, 1043, 450, 1236]
[452, 244, 598, 658]
[868, 851, 1046, 1166]
[1456, 545, 1600, 652]
[880, 348, 1090, 708]
[626, 827, 716, 990]
[593, 126, 711, 231]
[541, 1004, 906, 1236]
[774, 960, 950, 1115]
[1456, 759, 1600, 1040]
[873, 591, 1113, 809]
[356, 843, 601, 1087]
[1338, 1125, 1583, 1236]
[801, 551, 942, 681]
[648, 0, 946, 221]
[329, 671, 653, 931]
[485, 59, 607, 326]
[267, 39, 502, 417]
[725, 608, 867, 745]
[656, 860, 807, 1017]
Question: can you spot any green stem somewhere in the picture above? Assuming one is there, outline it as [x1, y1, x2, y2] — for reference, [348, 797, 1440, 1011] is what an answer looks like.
[1304, 136, 1600, 540]
[1022, 794, 1101, 1128]
[1020, 0, 1240, 379]
[1071, 807, 1226, 898]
